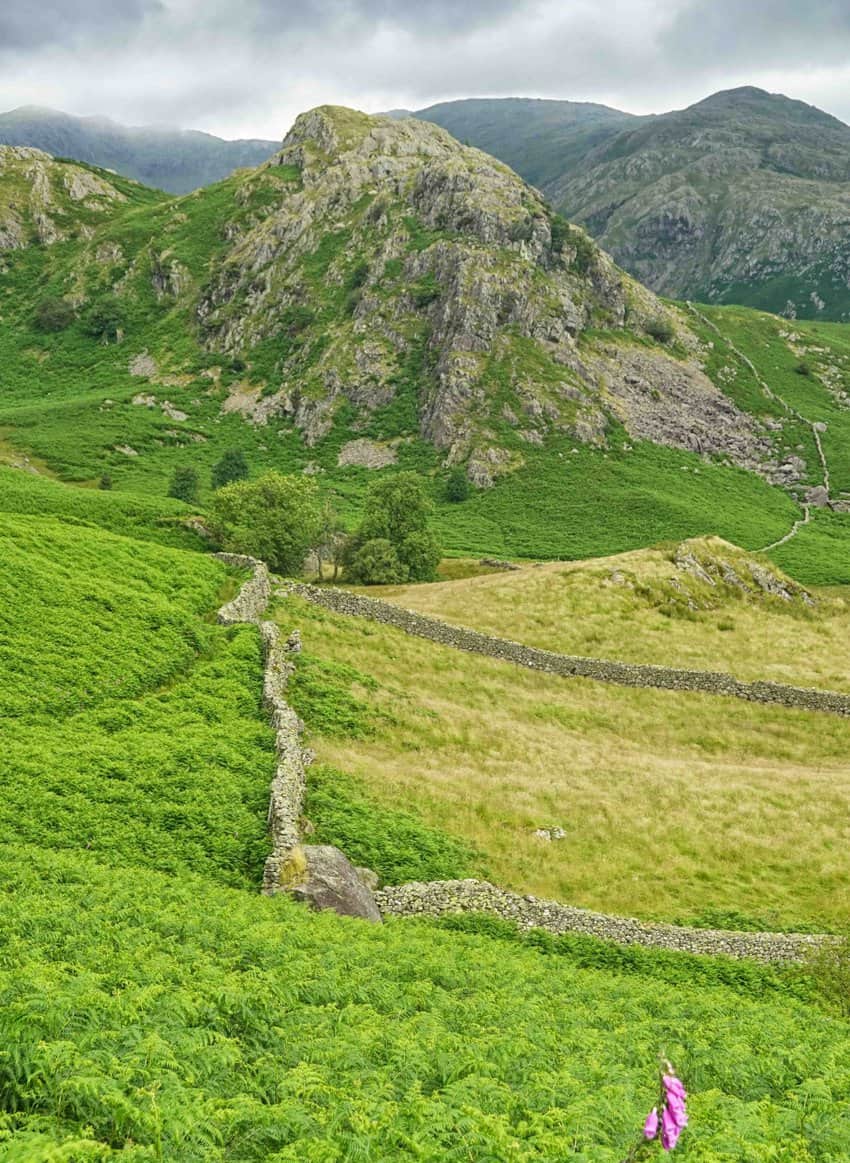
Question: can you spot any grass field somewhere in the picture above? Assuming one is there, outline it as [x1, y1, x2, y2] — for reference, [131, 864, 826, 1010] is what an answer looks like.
[370, 537, 850, 692]
[279, 591, 850, 932]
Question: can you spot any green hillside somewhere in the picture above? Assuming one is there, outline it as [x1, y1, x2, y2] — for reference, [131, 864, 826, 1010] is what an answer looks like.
[4, 104, 850, 579]
[1, 470, 849, 1159]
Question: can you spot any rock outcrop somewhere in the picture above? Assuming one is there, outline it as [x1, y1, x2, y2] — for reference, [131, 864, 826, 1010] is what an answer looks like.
[193, 105, 784, 484]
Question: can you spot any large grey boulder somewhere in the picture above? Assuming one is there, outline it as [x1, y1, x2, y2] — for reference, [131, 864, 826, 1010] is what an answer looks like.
[290, 845, 383, 922]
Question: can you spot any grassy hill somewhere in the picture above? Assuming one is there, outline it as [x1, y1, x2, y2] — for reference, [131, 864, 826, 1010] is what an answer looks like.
[1, 470, 849, 1158]
[278, 583, 850, 932]
[0, 105, 278, 194]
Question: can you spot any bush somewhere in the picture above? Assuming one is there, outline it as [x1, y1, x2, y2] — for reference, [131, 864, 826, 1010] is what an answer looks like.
[33, 296, 75, 333]
[445, 466, 470, 503]
[208, 470, 322, 575]
[211, 449, 249, 490]
[347, 538, 408, 585]
[795, 361, 812, 377]
[645, 316, 675, 345]
[83, 296, 125, 343]
[400, 529, 441, 582]
[98, 473, 113, 491]
[167, 465, 199, 504]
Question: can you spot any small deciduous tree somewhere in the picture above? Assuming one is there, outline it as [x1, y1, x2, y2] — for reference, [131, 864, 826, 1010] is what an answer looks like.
[208, 470, 322, 575]
[211, 449, 249, 490]
[98, 473, 113, 491]
[346, 471, 441, 584]
[167, 465, 199, 504]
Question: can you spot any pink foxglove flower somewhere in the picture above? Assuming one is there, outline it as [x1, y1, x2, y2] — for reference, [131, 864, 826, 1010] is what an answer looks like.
[643, 1107, 659, 1140]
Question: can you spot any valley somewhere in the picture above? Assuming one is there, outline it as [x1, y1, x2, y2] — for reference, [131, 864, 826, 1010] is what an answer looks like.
[2, 97, 850, 1159]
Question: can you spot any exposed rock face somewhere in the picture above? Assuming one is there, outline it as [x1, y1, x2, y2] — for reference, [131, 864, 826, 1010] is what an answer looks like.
[289, 845, 383, 922]
[196, 105, 711, 480]
[0, 145, 126, 252]
[337, 438, 398, 469]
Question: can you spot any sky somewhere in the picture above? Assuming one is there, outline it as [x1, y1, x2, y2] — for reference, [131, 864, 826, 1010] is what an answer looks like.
[3, 0, 850, 140]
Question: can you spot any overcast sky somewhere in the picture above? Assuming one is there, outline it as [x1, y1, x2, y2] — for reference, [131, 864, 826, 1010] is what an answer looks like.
[2, 0, 850, 140]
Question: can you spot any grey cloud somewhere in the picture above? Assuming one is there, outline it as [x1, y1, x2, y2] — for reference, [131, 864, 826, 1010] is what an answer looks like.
[249, 0, 525, 37]
[662, 0, 850, 67]
[0, 0, 162, 51]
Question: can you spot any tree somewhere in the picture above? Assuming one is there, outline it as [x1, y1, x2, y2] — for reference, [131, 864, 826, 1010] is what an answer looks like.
[347, 539, 408, 585]
[315, 499, 348, 581]
[168, 465, 199, 504]
[98, 473, 113, 490]
[208, 470, 323, 575]
[84, 296, 125, 343]
[211, 449, 249, 490]
[445, 466, 470, 503]
[34, 297, 75, 333]
[347, 471, 441, 583]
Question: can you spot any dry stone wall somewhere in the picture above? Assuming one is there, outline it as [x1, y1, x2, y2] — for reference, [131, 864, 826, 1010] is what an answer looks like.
[376, 880, 827, 964]
[215, 553, 272, 624]
[289, 582, 850, 717]
[214, 557, 311, 893]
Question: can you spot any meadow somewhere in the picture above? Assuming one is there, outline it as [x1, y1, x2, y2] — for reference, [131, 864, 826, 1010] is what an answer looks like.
[370, 537, 850, 692]
[279, 591, 850, 932]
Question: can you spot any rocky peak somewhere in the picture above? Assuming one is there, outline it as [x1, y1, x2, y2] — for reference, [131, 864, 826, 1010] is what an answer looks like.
[191, 105, 785, 486]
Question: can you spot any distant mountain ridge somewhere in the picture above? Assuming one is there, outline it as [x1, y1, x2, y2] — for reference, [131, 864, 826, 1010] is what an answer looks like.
[412, 88, 850, 320]
[0, 106, 279, 194]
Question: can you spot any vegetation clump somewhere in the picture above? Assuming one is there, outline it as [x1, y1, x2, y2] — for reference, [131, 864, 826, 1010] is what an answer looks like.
[211, 448, 249, 490]
[168, 464, 200, 503]
[345, 471, 441, 584]
[209, 470, 322, 574]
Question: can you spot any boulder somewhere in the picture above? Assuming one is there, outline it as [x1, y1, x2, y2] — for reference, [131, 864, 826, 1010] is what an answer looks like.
[805, 485, 831, 508]
[290, 845, 383, 922]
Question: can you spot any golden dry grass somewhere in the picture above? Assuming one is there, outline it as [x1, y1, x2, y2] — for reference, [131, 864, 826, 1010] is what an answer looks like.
[279, 592, 850, 932]
[368, 538, 850, 692]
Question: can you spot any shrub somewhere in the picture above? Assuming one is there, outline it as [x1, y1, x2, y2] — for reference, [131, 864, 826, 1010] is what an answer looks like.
[83, 296, 125, 343]
[645, 316, 675, 345]
[347, 538, 408, 585]
[400, 529, 441, 582]
[795, 361, 812, 377]
[33, 296, 75, 333]
[445, 466, 470, 503]
[211, 449, 249, 490]
[208, 470, 322, 575]
[167, 465, 199, 504]
[98, 473, 113, 491]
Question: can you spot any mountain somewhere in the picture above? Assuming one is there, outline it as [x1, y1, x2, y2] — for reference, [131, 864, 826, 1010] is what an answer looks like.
[3, 103, 846, 565]
[410, 97, 636, 191]
[0, 105, 279, 194]
[412, 88, 850, 321]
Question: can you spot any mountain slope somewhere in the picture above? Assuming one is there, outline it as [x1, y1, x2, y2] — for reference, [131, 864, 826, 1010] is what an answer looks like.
[0, 105, 278, 194]
[412, 96, 636, 190]
[0, 144, 157, 250]
[414, 88, 850, 321]
[0, 104, 845, 565]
